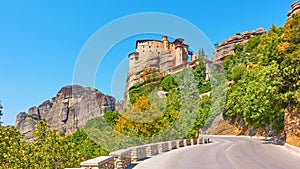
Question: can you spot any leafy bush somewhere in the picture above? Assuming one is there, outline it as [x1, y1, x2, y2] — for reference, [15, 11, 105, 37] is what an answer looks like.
[0, 120, 107, 168]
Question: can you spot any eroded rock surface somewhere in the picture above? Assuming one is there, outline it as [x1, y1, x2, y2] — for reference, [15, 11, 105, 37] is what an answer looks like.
[212, 28, 266, 64]
[15, 85, 115, 140]
[285, 106, 300, 138]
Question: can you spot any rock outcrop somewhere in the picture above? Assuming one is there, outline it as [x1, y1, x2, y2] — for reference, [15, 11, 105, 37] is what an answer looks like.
[124, 50, 174, 103]
[124, 36, 198, 104]
[15, 85, 115, 141]
[115, 100, 125, 113]
[212, 28, 266, 64]
[284, 106, 300, 138]
[288, 1, 300, 18]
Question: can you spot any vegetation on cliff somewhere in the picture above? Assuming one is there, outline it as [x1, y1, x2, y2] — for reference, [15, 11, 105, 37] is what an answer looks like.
[224, 14, 300, 136]
[82, 53, 214, 152]
[120, 51, 212, 139]
[1, 10, 300, 169]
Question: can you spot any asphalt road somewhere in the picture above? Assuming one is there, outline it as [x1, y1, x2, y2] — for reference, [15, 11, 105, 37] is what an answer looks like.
[133, 136, 300, 169]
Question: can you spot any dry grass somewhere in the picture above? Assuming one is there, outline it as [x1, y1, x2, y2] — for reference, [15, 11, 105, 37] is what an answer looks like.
[210, 120, 240, 135]
[286, 135, 300, 148]
[210, 120, 299, 147]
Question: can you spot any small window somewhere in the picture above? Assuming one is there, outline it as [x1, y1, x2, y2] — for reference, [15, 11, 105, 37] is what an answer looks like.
[149, 46, 151, 48]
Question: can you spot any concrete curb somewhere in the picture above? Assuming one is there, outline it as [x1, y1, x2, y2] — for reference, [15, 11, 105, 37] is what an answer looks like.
[208, 135, 300, 155]
[282, 142, 300, 155]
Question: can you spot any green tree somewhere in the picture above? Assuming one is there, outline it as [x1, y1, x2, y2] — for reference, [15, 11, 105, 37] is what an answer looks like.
[32, 120, 81, 168]
[194, 49, 211, 94]
[103, 111, 120, 128]
[174, 67, 200, 138]
[280, 15, 300, 106]
[222, 54, 239, 76]
[129, 68, 163, 104]
[284, 15, 300, 44]
[226, 62, 284, 131]
[0, 119, 109, 169]
[222, 24, 293, 135]
[0, 102, 2, 126]
[67, 129, 108, 161]
[229, 64, 247, 82]
[245, 62, 284, 130]
[226, 80, 245, 119]
[0, 126, 31, 168]
[187, 96, 211, 138]
[259, 26, 283, 65]
[160, 76, 178, 92]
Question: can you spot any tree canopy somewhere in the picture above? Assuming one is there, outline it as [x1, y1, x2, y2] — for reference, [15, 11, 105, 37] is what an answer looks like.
[224, 15, 300, 134]
[0, 120, 108, 168]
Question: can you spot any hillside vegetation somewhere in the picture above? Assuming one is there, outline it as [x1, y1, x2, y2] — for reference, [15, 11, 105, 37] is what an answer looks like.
[0, 12, 300, 169]
[0, 117, 107, 168]
[223, 15, 300, 137]
[83, 53, 215, 151]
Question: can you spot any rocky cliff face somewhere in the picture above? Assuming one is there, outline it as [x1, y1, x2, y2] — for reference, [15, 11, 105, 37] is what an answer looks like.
[15, 85, 115, 141]
[124, 36, 197, 104]
[115, 100, 125, 113]
[212, 28, 266, 64]
[287, 1, 300, 19]
[124, 50, 174, 103]
[284, 106, 300, 138]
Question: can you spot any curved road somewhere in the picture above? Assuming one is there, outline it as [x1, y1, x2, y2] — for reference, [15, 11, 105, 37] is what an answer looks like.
[133, 136, 300, 169]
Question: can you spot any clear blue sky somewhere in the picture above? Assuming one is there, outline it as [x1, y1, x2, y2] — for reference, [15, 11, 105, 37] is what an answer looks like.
[0, 0, 295, 126]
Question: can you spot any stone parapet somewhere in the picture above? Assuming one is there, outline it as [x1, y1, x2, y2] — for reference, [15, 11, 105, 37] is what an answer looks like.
[67, 137, 210, 169]
[183, 139, 191, 146]
[109, 149, 131, 169]
[80, 156, 114, 169]
[129, 146, 147, 162]
[145, 143, 159, 157]
[167, 140, 177, 150]
[157, 142, 169, 153]
[176, 139, 184, 148]
[191, 139, 197, 145]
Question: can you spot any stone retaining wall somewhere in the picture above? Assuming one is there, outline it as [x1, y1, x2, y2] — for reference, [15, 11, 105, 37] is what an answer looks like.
[71, 138, 210, 169]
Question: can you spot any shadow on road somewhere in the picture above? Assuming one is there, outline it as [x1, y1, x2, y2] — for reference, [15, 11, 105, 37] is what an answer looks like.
[127, 164, 137, 169]
[127, 157, 151, 169]
[260, 138, 285, 146]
